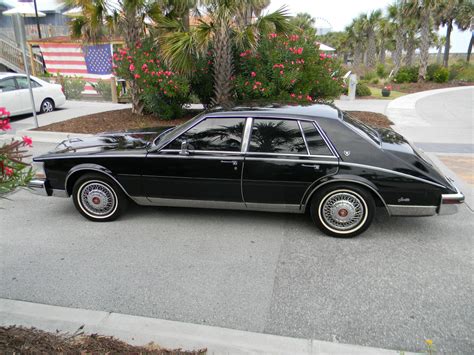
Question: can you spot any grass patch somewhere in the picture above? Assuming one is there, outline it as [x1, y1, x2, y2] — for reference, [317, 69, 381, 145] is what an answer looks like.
[368, 86, 406, 100]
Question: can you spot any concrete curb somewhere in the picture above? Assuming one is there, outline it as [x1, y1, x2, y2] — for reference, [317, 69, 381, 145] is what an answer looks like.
[0, 298, 416, 355]
[386, 86, 473, 127]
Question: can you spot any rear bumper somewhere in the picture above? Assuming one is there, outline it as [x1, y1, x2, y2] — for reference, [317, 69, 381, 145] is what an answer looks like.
[438, 184, 464, 215]
[27, 178, 68, 197]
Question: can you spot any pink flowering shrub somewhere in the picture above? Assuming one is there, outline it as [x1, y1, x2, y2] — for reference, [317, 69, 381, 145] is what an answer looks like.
[0, 107, 34, 195]
[113, 38, 190, 119]
[234, 33, 344, 102]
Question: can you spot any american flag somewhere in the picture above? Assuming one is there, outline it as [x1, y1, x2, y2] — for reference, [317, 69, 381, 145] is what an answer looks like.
[39, 43, 114, 94]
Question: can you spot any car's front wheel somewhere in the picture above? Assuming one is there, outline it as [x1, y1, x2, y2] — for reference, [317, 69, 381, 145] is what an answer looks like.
[72, 173, 128, 222]
[310, 184, 375, 238]
[40, 98, 55, 113]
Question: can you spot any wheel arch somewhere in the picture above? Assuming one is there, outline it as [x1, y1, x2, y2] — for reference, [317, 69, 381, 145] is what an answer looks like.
[65, 164, 131, 198]
[302, 175, 390, 216]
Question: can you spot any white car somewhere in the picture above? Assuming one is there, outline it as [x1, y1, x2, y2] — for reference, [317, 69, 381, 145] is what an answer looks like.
[0, 72, 66, 117]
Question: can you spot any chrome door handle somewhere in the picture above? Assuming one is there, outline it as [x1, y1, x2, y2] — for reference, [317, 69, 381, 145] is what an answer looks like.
[221, 160, 238, 166]
[301, 164, 320, 170]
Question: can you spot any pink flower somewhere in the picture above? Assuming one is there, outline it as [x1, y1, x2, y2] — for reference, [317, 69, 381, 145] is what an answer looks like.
[280, 70, 284, 75]
[306, 95, 312, 101]
[290, 93, 295, 98]
[134, 73, 140, 79]
[0, 119, 11, 131]
[141, 64, 148, 70]
[4, 167, 13, 176]
[22, 136, 33, 147]
[129, 64, 135, 71]
[251, 72, 256, 77]
[297, 47, 303, 55]
[268, 33, 277, 39]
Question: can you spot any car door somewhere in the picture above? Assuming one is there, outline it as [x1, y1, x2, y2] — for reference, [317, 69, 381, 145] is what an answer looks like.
[242, 118, 339, 210]
[143, 117, 247, 206]
[15, 76, 43, 113]
[0, 77, 22, 115]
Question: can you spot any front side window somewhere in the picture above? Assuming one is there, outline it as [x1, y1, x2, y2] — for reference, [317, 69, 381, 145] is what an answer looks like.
[16, 77, 41, 89]
[249, 119, 306, 154]
[300, 121, 333, 156]
[167, 117, 246, 151]
[0, 78, 17, 92]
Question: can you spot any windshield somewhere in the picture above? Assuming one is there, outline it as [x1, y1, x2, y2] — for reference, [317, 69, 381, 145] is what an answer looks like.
[152, 113, 204, 148]
[342, 112, 380, 145]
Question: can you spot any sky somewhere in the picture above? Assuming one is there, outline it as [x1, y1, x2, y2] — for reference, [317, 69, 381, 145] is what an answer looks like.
[267, 0, 472, 53]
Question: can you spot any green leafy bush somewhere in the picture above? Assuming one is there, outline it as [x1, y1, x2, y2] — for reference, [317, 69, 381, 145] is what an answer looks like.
[432, 67, 449, 83]
[376, 63, 387, 78]
[234, 33, 344, 103]
[356, 83, 371, 96]
[113, 38, 190, 119]
[93, 80, 112, 101]
[370, 78, 379, 84]
[448, 61, 474, 82]
[394, 66, 418, 83]
[426, 63, 442, 81]
[62, 77, 85, 99]
[362, 70, 377, 81]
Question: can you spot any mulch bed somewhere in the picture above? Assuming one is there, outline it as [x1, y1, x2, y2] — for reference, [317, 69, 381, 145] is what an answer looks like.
[346, 110, 393, 128]
[0, 326, 206, 354]
[372, 80, 473, 94]
[34, 107, 394, 134]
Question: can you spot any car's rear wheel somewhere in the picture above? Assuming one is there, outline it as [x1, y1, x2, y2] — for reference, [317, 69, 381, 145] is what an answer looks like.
[310, 184, 375, 238]
[72, 173, 128, 222]
[40, 98, 54, 113]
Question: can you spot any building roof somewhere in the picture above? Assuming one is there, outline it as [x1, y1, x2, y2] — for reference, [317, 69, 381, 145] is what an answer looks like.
[1, 0, 66, 13]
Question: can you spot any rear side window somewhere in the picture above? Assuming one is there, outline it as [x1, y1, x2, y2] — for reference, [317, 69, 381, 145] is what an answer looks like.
[0, 78, 17, 92]
[167, 117, 246, 151]
[16, 77, 41, 89]
[249, 119, 306, 154]
[300, 121, 332, 156]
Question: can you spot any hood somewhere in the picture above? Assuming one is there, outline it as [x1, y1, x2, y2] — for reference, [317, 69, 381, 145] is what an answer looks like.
[375, 127, 450, 188]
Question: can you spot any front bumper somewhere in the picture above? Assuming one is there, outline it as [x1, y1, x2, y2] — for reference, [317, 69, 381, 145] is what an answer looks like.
[27, 178, 68, 197]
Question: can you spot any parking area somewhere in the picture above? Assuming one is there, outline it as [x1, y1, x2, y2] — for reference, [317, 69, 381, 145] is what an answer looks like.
[1, 180, 473, 353]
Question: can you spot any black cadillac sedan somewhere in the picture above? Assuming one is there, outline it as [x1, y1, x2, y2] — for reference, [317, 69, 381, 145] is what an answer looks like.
[29, 104, 464, 237]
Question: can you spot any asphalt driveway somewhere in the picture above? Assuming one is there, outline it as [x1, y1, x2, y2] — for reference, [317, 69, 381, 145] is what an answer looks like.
[1, 184, 473, 353]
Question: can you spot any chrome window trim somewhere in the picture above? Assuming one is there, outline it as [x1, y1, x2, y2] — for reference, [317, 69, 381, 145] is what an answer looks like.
[245, 152, 337, 159]
[312, 121, 340, 158]
[297, 120, 311, 155]
[246, 157, 339, 164]
[339, 162, 447, 189]
[159, 149, 243, 155]
[241, 117, 253, 153]
[35, 154, 146, 161]
[301, 178, 390, 215]
[147, 155, 245, 161]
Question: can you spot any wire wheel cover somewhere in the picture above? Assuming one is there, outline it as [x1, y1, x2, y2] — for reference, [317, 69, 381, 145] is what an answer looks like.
[80, 182, 116, 216]
[321, 191, 365, 231]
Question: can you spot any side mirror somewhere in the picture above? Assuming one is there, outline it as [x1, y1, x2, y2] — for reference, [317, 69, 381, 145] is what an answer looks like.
[180, 140, 189, 155]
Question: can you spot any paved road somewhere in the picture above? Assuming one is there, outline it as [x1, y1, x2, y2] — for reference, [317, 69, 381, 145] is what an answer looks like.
[2, 93, 473, 353]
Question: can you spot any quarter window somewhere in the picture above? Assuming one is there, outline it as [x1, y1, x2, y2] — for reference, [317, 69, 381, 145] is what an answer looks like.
[16, 77, 41, 89]
[167, 118, 246, 151]
[300, 121, 332, 156]
[249, 119, 306, 154]
[0, 78, 17, 92]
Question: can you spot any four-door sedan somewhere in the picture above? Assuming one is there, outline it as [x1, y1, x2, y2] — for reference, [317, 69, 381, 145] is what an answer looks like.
[28, 104, 464, 237]
[0, 72, 66, 116]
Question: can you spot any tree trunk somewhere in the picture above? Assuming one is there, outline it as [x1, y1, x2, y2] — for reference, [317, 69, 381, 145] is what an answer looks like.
[468, 33, 473, 62]
[443, 20, 452, 67]
[436, 45, 442, 64]
[212, 24, 234, 107]
[418, 8, 431, 81]
[367, 30, 376, 68]
[405, 37, 415, 66]
[394, 26, 404, 74]
[379, 40, 386, 64]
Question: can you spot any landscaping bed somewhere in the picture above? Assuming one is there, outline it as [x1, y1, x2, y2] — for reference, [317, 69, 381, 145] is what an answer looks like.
[0, 326, 206, 354]
[34, 108, 393, 134]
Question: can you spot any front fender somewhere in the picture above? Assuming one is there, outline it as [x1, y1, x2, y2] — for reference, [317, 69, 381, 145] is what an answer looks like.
[64, 163, 124, 196]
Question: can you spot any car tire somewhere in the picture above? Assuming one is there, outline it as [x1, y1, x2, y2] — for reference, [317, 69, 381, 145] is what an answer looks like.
[40, 98, 55, 113]
[72, 173, 128, 222]
[310, 184, 375, 238]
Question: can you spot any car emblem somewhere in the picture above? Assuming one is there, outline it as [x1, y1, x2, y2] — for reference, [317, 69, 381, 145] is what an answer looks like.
[398, 197, 410, 203]
[343, 150, 351, 156]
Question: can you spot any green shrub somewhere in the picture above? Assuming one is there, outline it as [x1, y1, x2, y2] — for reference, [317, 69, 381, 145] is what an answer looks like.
[362, 70, 377, 81]
[426, 63, 442, 81]
[62, 77, 85, 99]
[93, 80, 112, 101]
[449, 61, 474, 82]
[394, 66, 418, 83]
[356, 83, 371, 96]
[432, 67, 449, 83]
[190, 56, 214, 108]
[376, 63, 387, 78]
[371, 78, 379, 84]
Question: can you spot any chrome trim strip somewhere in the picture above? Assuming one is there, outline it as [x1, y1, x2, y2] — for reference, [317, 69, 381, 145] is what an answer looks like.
[387, 205, 437, 216]
[245, 157, 339, 164]
[245, 202, 302, 213]
[64, 167, 133, 198]
[241, 117, 253, 153]
[339, 162, 447, 189]
[313, 121, 340, 158]
[146, 155, 245, 161]
[439, 182, 464, 215]
[244, 152, 337, 158]
[301, 179, 390, 215]
[27, 178, 49, 196]
[297, 120, 311, 155]
[160, 149, 243, 155]
[35, 154, 146, 161]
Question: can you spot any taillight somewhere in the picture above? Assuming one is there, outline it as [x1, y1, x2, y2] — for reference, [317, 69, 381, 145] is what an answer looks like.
[60, 86, 64, 94]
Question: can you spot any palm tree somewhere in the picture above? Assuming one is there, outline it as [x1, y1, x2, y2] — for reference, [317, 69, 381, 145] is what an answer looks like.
[388, 1, 405, 75]
[437, 0, 474, 67]
[154, 0, 291, 107]
[403, 16, 420, 66]
[346, 16, 366, 68]
[360, 10, 382, 68]
[290, 12, 316, 37]
[434, 34, 446, 63]
[377, 17, 394, 65]
[66, 0, 172, 114]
